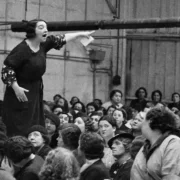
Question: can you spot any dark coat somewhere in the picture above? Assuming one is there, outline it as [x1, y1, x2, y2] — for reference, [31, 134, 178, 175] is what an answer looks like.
[80, 160, 110, 180]
[15, 155, 44, 180]
[110, 159, 133, 180]
[36, 144, 51, 160]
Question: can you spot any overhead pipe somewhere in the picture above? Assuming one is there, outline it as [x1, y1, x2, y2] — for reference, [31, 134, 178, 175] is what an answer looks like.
[10, 17, 180, 32]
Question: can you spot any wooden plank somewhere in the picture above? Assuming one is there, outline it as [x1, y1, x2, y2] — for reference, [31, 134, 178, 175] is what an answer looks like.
[155, 41, 166, 98]
[140, 41, 149, 88]
[147, 41, 156, 98]
[125, 40, 132, 97]
[175, 42, 180, 93]
[164, 42, 176, 101]
[128, 40, 142, 97]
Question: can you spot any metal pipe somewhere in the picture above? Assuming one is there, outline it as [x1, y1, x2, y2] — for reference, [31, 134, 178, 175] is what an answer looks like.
[10, 17, 180, 32]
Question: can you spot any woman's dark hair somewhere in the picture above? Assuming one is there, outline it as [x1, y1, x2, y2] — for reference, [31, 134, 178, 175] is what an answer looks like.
[146, 107, 179, 134]
[112, 108, 127, 121]
[74, 112, 94, 132]
[93, 99, 103, 107]
[58, 97, 69, 113]
[106, 105, 116, 113]
[70, 96, 80, 105]
[151, 90, 162, 102]
[52, 105, 64, 113]
[53, 94, 62, 101]
[98, 115, 117, 128]
[171, 92, 180, 101]
[58, 112, 71, 123]
[135, 87, 148, 98]
[86, 102, 99, 111]
[80, 132, 104, 160]
[4, 136, 34, 164]
[97, 107, 107, 116]
[58, 123, 81, 150]
[110, 90, 123, 100]
[25, 19, 47, 39]
[72, 101, 86, 113]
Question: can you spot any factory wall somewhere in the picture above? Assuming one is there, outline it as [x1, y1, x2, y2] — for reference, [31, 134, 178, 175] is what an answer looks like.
[0, 0, 180, 104]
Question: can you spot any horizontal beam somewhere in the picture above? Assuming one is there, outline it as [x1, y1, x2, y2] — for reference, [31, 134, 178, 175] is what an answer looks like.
[10, 17, 180, 32]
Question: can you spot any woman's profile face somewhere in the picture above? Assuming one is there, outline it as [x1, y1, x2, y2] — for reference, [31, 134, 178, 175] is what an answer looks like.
[74, 117, 85, 133]
[35, 21, 48, 42]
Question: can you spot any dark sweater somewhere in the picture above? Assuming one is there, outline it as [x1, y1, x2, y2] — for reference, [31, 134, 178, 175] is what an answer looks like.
[15, 155, 44, 180]
[110, 159, 133, 180]
[80, 160, 110, 180]
[36, 144, 51, 160]
[130, 99, 147, 112]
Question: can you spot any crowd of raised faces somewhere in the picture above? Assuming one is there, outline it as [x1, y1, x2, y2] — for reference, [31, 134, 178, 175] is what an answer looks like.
[1, 87, 180, 180]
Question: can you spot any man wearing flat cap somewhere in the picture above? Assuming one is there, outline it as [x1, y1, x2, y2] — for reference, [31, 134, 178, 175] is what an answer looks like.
[108, 132, 134, 180]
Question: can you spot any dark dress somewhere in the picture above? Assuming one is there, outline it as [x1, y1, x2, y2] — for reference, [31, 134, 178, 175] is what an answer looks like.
[130, 99, 147, 112]
[168, 102, 180, 111]
[2, 35, 66, 136]
[36, 144, 51, 160]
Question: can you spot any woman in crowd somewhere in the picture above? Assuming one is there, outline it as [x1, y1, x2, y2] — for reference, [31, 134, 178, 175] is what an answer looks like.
[52, 104, 64, 115]
[98, 115, 116, 169]
[79, 132, 110, 180]
[57, 123, 85, 167]
[102, 90, 123, 110]
[4, 136, 44, 180]
[93, 98, 103, 108]
[70, 96, 80, 107]
[86, 102, 99, 116]
[53, 94, 62, 104]
[96, 107, 106, 117]
[27, 125, 51, 159]
[112, 108, 129, 134]
[1, 18, 93, 136]
[56, 97, 69, 113]
[130, 87, 148, 112]
[109, 132, 134, 180]
[74, 112, 94, 133]
[90, 111, 101, 132]
[72, 101, 86, 113]
[39, 147, 80, 180]
[45, 112, 60, 148]
[58, 112, 71, 125]
[131, 107, 180, 180]
[168, 92, 180, 113]
[106, 105, 116, 116]
[147, 90, 164, 108]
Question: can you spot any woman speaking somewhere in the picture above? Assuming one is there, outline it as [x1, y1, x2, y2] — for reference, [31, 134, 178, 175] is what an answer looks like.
[1, 19, 94, 136]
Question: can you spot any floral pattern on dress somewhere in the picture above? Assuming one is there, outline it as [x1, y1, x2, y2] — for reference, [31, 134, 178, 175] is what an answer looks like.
[1, 65, 16, 86]
[53, 35, 66, 50]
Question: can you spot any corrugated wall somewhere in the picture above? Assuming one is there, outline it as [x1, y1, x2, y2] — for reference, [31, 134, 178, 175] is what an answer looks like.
[120, 0, 180, 103]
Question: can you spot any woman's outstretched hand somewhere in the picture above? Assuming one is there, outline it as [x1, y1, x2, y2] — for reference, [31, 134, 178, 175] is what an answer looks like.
[12, 81, 29, 102]
[78, 31, 95, 39]
[65, 31, 95, 42]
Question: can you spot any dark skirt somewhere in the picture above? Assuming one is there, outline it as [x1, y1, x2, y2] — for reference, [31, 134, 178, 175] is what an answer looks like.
[2, 80, 45, 136]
